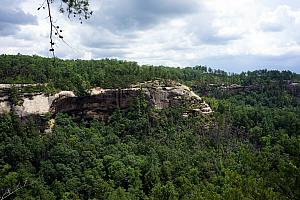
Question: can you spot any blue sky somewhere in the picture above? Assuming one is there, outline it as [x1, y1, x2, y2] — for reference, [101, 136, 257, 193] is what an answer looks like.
[1, 0, 300, 73]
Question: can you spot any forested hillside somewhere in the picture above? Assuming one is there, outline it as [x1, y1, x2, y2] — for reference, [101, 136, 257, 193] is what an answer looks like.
[0, 54, 300, 199]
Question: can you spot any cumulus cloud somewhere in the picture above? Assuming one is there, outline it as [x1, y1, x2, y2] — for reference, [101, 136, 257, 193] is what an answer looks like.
[89, 0, 200, 32]
[259, 5, 299, 33]
[1, 0, 300, 73]
[187, 13, 242, 45]
[0, 0, 37, 36]
[260, 22, 284, 32]
[80, 1, 300, 72]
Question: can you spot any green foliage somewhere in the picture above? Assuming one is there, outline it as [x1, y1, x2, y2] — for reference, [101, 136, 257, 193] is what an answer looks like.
[0, 54, 300, 199]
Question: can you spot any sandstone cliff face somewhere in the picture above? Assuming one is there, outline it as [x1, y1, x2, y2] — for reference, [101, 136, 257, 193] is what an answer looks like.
[50, 89, 146, 120]
[137, 80, 207, 110]
[0, 81, 212, 119]
[0, 90, 75, 117]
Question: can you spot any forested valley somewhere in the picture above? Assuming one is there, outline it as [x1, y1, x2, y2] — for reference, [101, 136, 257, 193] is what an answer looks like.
[0, 54, 300, 199]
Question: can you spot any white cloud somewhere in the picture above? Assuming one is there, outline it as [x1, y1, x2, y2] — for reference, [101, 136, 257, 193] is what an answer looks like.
[1, 0, 300, 73]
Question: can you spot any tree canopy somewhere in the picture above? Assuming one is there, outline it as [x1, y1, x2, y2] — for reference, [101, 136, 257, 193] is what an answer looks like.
[0, 55, 300, 199]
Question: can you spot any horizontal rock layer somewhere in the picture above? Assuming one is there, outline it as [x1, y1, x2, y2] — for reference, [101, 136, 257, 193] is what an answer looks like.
[0, 81, 212, 119]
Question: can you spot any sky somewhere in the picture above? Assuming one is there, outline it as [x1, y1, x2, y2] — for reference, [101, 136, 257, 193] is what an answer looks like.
[1, 0, 300, 73]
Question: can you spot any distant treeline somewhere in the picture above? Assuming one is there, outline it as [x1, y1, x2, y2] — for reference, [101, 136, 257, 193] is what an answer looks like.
[1, 54, 299, 94]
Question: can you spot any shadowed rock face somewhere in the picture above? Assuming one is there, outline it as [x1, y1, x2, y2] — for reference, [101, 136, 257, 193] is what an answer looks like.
[0, 81, 212, 120]
[50, 90, 149, 120]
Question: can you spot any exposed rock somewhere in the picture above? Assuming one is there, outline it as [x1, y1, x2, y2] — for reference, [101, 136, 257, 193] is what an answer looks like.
[0, 81, 212, 120]
[137, 80, 212, 116]
[0, 83, 47, 89]
[0, 91, 76, 117]
[0, 101, 11, 113]
[14, 94, 51, 117]
[50, 89, 145, 120]
[90, 87, 107, 95]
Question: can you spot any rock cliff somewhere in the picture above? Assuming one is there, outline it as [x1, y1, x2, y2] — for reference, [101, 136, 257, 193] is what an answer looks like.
[0, 81, 212, 120]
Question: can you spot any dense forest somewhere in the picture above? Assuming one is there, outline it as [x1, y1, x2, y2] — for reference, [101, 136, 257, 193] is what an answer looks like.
[0, 54, 300, 199]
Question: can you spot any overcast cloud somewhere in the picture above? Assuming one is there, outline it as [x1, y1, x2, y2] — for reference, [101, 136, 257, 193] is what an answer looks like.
[0, 0, 36, 36]
[0, 0, 300, 73]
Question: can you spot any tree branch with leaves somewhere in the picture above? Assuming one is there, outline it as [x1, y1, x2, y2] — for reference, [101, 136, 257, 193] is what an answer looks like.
[38, 0, 93, 56]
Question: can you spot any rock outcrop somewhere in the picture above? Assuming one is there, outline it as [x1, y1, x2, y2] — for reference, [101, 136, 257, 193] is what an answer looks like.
[135, 80, 212, 113]
[0, 90, 75, 117]
[50, 89, 144, 120]
[0, 81, 212, 120]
